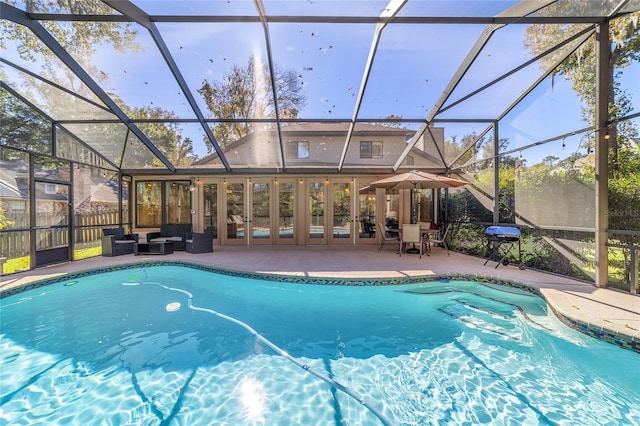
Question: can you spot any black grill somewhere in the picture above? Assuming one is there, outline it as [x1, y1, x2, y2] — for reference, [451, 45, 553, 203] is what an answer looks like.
[483, 226, 524, 269]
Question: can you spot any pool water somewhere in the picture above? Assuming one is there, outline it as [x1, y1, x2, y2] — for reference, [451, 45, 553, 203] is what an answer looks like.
[1, 266, 638, 425]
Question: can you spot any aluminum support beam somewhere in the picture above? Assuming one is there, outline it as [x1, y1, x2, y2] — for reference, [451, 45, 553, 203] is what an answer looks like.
[338, 0, 408, 171]
[492, 123, 500, 225]
[253, 0, 286, 170]
[0, 82, 120, 170]
[102, 0, 231, 172]
[393, 0, 556, 171]
[595, 21, 610, 287]
[2, 3, 176, 172]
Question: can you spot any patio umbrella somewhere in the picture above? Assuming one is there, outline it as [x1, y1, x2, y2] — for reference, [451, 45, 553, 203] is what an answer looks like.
[369, 170, 468, 223]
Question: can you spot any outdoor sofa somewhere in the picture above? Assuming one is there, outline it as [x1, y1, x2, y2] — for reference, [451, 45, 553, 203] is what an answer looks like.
[146, 223, 191, 251]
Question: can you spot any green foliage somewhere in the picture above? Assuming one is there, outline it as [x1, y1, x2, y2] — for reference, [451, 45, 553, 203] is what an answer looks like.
[198, 55, 306, 148]
[0, 87, 52, 154]
[74, 245, 102, 260]
[1, 255, 29, 274]
[2, 0, 140, 92]
[132, 106, 197, 167]
[0, 204, 15, 230]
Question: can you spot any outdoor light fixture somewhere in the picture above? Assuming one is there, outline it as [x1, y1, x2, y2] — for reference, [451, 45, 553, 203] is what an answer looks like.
[562, 137, 566, 150]
[604, 128, 610, 140]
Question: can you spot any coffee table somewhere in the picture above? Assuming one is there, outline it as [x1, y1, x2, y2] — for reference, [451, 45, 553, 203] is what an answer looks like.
[134, 241, 174, 255]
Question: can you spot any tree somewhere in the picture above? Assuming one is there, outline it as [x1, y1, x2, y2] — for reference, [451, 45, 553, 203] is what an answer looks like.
[524, 8, 640, 174]
[2, 0, 141, 95]
[131, 106, 197, 167]
[381, 115, 404, 128]
[542, 155, 559, 167]
[0, 86, 52, 154]
[524, 8, 640, 287]
[444, 132, 490, 171]
[0, 204, 14, 231]
[198, 55, 306, 148]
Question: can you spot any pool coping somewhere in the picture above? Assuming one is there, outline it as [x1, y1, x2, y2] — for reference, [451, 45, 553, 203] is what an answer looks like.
[1, 259, 639, 354]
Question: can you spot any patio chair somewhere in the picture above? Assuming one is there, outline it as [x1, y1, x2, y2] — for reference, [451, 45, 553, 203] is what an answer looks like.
[185, 227, 214, 254]
[361, 220, 376, 238]
[425, 223, 450, 256]
[399, 223, 424, 258]
[101, 227, 139, 256]
[377, 222, 400, 253]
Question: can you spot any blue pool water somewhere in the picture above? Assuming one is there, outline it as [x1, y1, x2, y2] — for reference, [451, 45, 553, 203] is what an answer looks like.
[1, 265, 639, 425]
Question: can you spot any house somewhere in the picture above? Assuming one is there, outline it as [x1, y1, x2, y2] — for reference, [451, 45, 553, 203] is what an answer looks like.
[191, 122, 445, 170]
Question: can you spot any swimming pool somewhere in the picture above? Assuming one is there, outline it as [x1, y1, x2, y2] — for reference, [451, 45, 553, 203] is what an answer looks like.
[1, 265, 639, 425]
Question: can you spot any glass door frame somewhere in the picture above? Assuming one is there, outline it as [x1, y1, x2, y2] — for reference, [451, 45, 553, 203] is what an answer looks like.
[355, 178, 378, 245]
[248, 178, 274, 245]
[222, 179, 247, 245]
[305, 179, 328, 245]
[33, 180, 72, 267]
[202, 182, 220, 243]
[328, 178, 354, 245]
[275, 178, 297, 245]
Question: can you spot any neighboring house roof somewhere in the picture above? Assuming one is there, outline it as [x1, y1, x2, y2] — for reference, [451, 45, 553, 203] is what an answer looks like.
[0, 180, 22, 199]
[275, 122, 414, 136]
[0, 160, 27, 199]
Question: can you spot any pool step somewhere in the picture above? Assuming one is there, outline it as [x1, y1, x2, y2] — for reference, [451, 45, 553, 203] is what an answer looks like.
[439, 304, 522, 341]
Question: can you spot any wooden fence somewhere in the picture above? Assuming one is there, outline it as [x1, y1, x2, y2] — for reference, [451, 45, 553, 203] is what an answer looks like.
[0, 211, 123, 258]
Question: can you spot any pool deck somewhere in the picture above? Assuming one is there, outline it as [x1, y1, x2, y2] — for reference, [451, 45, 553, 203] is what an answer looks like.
[1, 245, 639, 350]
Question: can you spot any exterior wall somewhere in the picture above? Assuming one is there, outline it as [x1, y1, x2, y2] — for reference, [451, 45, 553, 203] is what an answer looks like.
[205, 125, 446, 170]
[130, 174, 418, 248]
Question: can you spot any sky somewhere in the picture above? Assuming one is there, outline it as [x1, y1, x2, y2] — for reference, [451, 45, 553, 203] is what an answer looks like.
[2, 1, 639, 163]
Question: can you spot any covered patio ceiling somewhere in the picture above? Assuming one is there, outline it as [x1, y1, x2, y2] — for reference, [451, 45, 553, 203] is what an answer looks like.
[1, 0, 639, 175]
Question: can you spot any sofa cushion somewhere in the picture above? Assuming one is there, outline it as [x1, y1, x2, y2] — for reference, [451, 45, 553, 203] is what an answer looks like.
[160, 224, 192, 237]
[103, 228, 125, 239]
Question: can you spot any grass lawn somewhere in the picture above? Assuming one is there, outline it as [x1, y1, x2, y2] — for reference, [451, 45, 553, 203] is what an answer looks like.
[2, 245, 102, 274]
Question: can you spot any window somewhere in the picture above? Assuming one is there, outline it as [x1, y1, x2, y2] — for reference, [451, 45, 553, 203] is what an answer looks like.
[136, 181, 162, 227]
[406, 155, 414, 166]
[44, 183, 57, 194]
[360, 141, 383, 159]
[165, 181, 191, 225]
[136, 180, 192, 227]
[287, 141, 309, 159]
